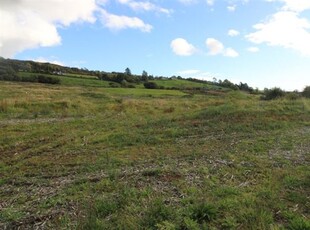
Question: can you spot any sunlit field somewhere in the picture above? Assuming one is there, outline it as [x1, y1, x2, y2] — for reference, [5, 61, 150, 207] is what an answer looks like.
[0, 80, 309, 229]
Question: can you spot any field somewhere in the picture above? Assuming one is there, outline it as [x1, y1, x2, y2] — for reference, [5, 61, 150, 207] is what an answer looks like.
[0, 79, 309, 229]
[148, 79, 222, 90]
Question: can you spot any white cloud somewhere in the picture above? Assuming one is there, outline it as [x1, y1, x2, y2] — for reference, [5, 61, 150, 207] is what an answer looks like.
[171, 38, 197, 56]
[178, 0, 198, 5]
[96, 0, 109, 6]
[34, 57, 65, 66]
[247, 47, 259, 52]
[99, 9, 152, 32]
[267, 0, 310, 12]
[117, 0, 171, 15]
[0, 0, 97, 58]
[228, 29, 240, 37]
[206, 38, 224, 55]
[206, 0, 215, 6]
[246, 11, 310, 56]
[227, 5, 236, 12]
[176, 69, 216, 81]
[206, 38, 239, 57]
[247, 47, 260, 52]
[178, 69, 200, 75]
[224, 48, 239, 57]
[0, 0, 156, 58]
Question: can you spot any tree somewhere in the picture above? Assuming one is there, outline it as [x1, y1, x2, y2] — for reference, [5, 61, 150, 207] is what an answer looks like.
[302, 86, 310, 98]
[125, 67, 131, 76]
[219, 79, 239, 90]
[116, 73, 125, 83]
[142, 70, 148, 81]
[239, 82, 254, 93]
[261, 87, 285, 100]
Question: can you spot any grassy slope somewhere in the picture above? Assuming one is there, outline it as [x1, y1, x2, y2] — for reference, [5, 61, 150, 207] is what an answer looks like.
[0, 81, 309, 229]
[18, 72, 219, 90]
[150, 79, 225, 91]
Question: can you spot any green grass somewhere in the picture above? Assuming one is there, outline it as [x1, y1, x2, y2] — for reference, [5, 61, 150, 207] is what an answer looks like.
[17, 71, 226, 91]
[0, 80, 309, 229]
[65, 73, 98, 79]
[150, 78, 222, 90]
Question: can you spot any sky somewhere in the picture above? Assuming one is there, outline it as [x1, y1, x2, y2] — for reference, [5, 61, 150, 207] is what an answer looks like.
[1, 0, 310, 91]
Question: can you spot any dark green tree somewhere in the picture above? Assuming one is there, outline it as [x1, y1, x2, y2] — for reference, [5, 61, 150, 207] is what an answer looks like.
[125, 67, 131, 76]
[261, 87, 285, 100]
[302, 86, 310, 98]
[142, 70, 148, 81]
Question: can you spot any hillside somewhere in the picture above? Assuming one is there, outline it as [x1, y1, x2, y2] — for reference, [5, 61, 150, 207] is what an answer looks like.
[0, 57, 254, 92]
[0, 59, 309, 229]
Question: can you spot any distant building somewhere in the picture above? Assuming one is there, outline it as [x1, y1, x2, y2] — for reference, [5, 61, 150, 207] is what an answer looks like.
[52, 71, 63, 75]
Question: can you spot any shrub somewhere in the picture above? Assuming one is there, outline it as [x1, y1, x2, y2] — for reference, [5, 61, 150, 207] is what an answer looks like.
[302, 86, 310, 98]
[144, 82, 159, 89]
[286, 91, 301, 100]
[37, 75, 60, 84]
[21, 75, 38, 82]
[0, 73, 60, 84]
[109, 82, 120, 88]
[261, 87, 285, 100]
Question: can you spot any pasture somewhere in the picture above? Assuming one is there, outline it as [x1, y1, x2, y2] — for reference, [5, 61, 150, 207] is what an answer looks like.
[0, 80, 309, 229]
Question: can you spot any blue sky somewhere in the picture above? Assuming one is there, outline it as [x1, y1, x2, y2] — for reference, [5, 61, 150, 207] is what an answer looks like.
[1, 0, 310, 90]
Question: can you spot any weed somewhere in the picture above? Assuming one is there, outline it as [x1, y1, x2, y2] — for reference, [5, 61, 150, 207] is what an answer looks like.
[0, 99, 8, 112]
[143, 198, 175, 228]
[287, 216, 310, 230]
[189, 201, 217, 223]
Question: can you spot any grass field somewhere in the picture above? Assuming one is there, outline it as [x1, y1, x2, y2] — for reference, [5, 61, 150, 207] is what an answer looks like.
[149, 79, 220, 90]
[17, 72, 219, 90]
[0, 80, 309, 229]
[18, 72, 112, 88]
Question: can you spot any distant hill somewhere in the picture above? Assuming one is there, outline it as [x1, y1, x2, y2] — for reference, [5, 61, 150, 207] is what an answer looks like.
[0, 57, 98, 76]
[0, 57, 255, 92]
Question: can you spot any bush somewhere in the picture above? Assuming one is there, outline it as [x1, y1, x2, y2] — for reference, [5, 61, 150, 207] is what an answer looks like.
[37, 75, 60, 84]
[144, 82, 159, 89]
[109, 82, 120, 88]
[0, 73, 60, 84]
[302, 86, 310, 98]
[21, 75, 38, 82]
[286, 91, 301, 100]
[261, 87, 285, 100]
